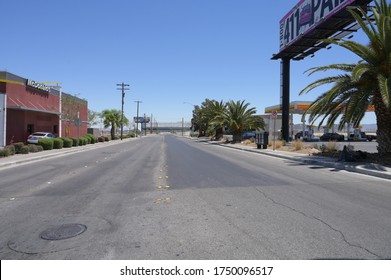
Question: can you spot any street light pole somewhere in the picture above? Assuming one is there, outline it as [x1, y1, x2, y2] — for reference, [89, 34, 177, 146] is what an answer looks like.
[116, 82, 129, 140]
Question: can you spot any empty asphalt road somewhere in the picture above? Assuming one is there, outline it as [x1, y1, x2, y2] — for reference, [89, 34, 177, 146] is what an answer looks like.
[0, 134, 390, 259]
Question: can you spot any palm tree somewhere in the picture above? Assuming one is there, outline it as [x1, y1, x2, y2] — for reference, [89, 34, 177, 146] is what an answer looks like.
[300, 0, 391, 158]
[191, 105, 208, 137]
[100, 109, 129, 140]
[222, 100, 264, 142]
[205, 99, 227, 140]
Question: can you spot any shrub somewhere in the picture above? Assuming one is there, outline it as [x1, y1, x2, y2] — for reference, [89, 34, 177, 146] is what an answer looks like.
[63, 138, 73, 148]
[5, 145, 16, 155]
[53, 138, 64, 149]
[292, 140, 304, 151]
[20, 145, 30, 154]
[243, 139, 252, 145]
[36, 145, 44, 152]
[0, 148, 10, 157]
[71, 138, 79, 147]
[13, 142, 24, 154]
[39, 138, 54, 150]
[86, 134, 97, 144]
[28, 144, 39, 153]
[104, 136, 109, 142]
[98, 136, 105, 142]
[127, 131, 136, 138]
[79, 137, 87, 145]
[269, 140, 283, 149]
[326, 141, 338, 152]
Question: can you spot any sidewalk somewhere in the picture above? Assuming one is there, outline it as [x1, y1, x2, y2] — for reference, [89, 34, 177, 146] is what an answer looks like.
[0, 138, 134, 169]
[203, 139, 391, 180]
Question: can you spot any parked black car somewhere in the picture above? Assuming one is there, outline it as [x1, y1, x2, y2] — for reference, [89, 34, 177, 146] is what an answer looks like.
[320, 132, 344, 141]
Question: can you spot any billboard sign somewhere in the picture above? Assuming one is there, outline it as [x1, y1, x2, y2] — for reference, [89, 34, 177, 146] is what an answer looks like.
[134, 117, 150, 123]
[280, 0, 357, 50]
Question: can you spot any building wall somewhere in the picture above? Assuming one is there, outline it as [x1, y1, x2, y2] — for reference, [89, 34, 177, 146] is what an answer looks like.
[1, 71, 88, 145]
[61, 94, 88, 138]
[6, 109, 59, 144]
[6, 82, 60, 112]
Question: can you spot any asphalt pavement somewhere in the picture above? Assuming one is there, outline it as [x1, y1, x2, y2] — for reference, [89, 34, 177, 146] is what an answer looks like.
[0, 134, 390, 259]
[1, 136, 390, 180]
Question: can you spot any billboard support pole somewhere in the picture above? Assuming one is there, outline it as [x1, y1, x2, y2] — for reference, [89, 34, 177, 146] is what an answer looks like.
[281, 58, 290, 142]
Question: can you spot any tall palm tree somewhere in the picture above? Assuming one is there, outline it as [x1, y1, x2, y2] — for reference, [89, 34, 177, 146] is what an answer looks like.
[100, 109, 129, 140]
[222, 100, 263, 142]
[300, 0, 391, 157]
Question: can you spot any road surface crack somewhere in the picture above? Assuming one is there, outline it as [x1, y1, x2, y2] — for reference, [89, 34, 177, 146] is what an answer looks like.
[254, 187, 382, 259]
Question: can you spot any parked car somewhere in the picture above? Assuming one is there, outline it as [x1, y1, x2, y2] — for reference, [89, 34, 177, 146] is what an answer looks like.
[242, 132, 256, 140]
[294, 131, 320, 142]
[348, 132, 376, 142]
[27, 132, 55, 144]
[320, 132, 344, 141]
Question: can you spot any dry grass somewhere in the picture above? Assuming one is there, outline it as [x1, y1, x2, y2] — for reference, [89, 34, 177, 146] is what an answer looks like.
[242, 139, 253, 145]
[292, 140, 304, 151]
[326, 141, 338, 152]
[269, 140, 284, 149]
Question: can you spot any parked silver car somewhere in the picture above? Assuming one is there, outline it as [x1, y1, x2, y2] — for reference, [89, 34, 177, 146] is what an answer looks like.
[27, 132, 55, 144]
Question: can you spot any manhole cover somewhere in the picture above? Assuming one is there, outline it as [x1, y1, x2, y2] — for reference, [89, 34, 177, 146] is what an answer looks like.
[40, 224, 87, 240]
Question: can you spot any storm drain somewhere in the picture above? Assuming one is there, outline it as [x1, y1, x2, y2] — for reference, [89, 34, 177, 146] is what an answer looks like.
[40, 224, 87, 241]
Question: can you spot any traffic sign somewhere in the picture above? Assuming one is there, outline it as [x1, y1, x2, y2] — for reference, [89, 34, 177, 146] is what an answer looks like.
[272, 110, 278, 119]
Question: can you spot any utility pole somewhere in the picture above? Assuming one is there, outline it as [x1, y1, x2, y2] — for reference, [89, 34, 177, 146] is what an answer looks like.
[150, 114, 153, 134]
[144, 113, 147, 136]
[116, 82, 129, 140]
[134, 100, 142, 137]
[182, 118, 184, 136]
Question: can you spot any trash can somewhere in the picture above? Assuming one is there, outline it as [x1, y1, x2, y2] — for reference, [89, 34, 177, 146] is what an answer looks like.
[255, 131, 269, 149]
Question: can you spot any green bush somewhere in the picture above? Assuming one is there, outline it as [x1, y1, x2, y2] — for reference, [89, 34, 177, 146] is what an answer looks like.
[36, 145, 44, 152]
[53, 138, 64, 149]
[5, 145, 16, 155]
[0, 148, 10, 157]
[83, 136, 91, 144]
[104, 136, 109, 142]
[63, 138, 73, 148]
[38, 138, 54, 150]
[28, 144, 39, 153]
[98, 136, 105, 142]
[86, 134, 97, 144]
[79, 137, 87, 146]
[71, 138, 79, 147]
[20, 145, 29, 154]
[128, 132, 136, 138]
[14, 142, 24, 154]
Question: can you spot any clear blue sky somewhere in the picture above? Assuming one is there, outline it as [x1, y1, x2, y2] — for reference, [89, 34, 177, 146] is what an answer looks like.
[2, 0, 377, 124]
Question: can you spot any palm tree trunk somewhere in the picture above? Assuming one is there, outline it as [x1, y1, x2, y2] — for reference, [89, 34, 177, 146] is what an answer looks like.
[111, 124, 115, 140]
[374, 95, 391, 158]
[233, 132, 242, 143]
[215, 127, 224, 140]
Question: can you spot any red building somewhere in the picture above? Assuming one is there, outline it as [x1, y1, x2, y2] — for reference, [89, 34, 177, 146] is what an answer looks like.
[0, 71, 88, 147]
